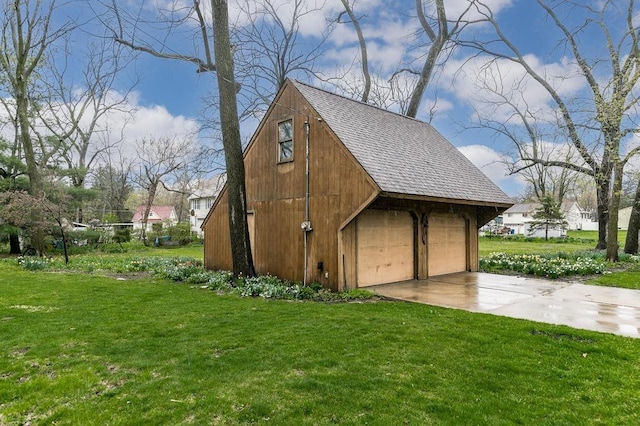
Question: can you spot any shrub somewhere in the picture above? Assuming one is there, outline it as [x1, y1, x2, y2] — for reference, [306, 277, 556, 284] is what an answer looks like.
[148, 223, 192, 246]
[100, 244, 128, 253]
[113, 228, 131, 243]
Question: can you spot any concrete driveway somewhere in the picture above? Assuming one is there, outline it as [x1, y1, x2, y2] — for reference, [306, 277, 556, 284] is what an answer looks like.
[368, 272, 640, 338]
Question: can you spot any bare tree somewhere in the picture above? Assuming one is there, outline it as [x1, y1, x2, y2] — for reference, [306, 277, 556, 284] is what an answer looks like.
[331, 1, 480, 117]
[91, 147, 134, 223]
[468, 0, 640, 260]
[41, 36, 136, 191]
[394, 0, 479, 118]
[133, 136, 194, 244]
[469, 66, 581, 205]
[0, 0, 75, 252]
[211, 0, 254, 275]
[335, 0, 371, 103]
[233, 0, 328, 116]
[100, 0, 268, 275]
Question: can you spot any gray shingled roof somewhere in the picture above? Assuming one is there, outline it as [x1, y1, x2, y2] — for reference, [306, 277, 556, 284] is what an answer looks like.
[504, 203, 540, 214]
[292, 80, 513, 205]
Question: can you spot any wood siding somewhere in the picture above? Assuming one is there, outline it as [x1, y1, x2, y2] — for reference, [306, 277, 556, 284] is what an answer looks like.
[203, 80, 489, 290]
[203, 190, 233, 272]
[203, 81, 378, 290]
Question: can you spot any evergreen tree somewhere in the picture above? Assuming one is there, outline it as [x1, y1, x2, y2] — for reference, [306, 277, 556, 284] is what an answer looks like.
[528, 196, 567, 240]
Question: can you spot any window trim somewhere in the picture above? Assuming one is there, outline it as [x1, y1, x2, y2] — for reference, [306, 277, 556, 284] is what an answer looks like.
[277, 118, 294, 163]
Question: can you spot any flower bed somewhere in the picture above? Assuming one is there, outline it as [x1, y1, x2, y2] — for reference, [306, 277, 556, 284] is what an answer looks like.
[480, 252, 608, 278]
[11, 255, 372, 301]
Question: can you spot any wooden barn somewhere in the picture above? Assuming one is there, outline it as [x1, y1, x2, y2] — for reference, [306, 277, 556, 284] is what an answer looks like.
[202, 80, 513, 290]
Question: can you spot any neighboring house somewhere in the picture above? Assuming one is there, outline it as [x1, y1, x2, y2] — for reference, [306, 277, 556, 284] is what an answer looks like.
[502, 203, 540, 235]
[479, 215, 508, 235]
[131, 205, 177, 231]
[188, 174, 227, 236]
[618, 206, 633, 230]
[502, 201, 596, 237]
[562, 200, 596, 230]
[202, 79, 513, 290]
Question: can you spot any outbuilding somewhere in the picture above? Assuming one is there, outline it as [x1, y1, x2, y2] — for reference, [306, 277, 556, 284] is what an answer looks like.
[202, 80, 513, 290]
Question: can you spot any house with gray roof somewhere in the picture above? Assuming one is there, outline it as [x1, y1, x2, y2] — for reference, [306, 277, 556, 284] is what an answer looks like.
[188, 174, 226, 236]
[202, 79, 513, 290]
[503, 201, 596, 236]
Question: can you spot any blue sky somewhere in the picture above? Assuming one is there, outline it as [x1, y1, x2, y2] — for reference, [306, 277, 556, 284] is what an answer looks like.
[5, 0, 636, 198]
[113, 0, 531, 192]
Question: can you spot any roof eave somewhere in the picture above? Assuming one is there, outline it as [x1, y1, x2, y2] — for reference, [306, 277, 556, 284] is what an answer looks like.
[379, 191, 513, 209]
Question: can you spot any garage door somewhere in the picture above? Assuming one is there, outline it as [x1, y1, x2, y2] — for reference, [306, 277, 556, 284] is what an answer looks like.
[357, 210, 414, 287]
[428, 213, 467, 276]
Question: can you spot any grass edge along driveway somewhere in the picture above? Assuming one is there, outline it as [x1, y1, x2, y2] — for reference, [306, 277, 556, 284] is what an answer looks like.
[1, 263, 639, 425]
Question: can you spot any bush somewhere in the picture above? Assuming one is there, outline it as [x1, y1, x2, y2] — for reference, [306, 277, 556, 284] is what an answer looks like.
[113, 228, 131, 243]
[148, 223, 192, 246]
[99, 244, 128, 253]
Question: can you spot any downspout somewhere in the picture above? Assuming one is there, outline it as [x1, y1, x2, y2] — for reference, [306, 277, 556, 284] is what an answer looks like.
[302, 120, 312, 286]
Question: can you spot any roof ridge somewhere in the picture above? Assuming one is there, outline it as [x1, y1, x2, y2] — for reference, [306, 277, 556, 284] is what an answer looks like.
[290, 79, 428, 125]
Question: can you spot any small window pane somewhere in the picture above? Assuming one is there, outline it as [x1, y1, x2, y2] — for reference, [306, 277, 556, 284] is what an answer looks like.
[280, 140, 293, 161]
[279, 120, 292, 142]
[278, 119, 293, 161]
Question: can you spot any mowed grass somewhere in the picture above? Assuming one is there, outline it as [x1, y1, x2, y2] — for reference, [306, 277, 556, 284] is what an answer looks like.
[1, 262, 640, 424]
[479, 230, 627, 257]
[479, 230, 640, 289]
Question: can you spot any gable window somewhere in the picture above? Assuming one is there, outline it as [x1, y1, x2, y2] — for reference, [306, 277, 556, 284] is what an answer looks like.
[278, 119, 293, 162]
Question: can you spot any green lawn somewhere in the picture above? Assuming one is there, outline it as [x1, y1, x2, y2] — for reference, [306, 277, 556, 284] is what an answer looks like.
[478, 230, 625, 257]
[1, 261, 639, 424]
[479, 231, 640, 289]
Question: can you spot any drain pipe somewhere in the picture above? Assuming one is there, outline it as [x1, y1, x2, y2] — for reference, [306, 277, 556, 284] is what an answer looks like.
[301, 120, 312, 286]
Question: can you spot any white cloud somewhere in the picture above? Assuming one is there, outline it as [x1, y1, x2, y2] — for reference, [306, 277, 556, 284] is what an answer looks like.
[0, 90, 201, 167]
[458, 144, 523, 195]
[443, 0, 513, 21]
[443, 54, 587, 125]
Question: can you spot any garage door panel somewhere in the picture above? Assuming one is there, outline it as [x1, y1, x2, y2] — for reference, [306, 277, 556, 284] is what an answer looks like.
[357, 210, 414, 287]
[428, 213, 467, 276]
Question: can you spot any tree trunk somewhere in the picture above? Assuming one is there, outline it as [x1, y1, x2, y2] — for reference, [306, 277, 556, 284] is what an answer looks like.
[16, 77, 46, 254]
[339, 0, 370, 103]
[406, 0, 447, 118]
[211, 0, 255, 277]
[595, 177, 609, 250]
[606, 164, 623, 262]
[140, 179, 158, 245]
[9, 232, 21, 254]
[545, 222, 549, 241]
[624, 179, 640, 254]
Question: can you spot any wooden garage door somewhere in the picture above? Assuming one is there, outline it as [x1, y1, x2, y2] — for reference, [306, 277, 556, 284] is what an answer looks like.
[357, 210, 414, 287]
[428, 213, 467, 276]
